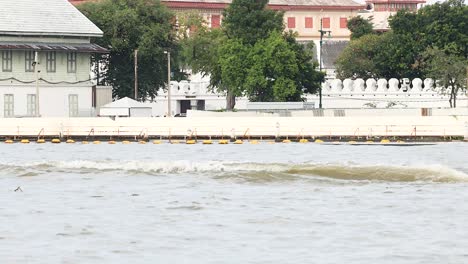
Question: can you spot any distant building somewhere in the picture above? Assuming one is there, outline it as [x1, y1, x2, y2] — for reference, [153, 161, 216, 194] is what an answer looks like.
[361, 0, 426, 31]
[71, 0, 364, 41]
[0, 0, 108, 118]
[70, 0, 364, 81]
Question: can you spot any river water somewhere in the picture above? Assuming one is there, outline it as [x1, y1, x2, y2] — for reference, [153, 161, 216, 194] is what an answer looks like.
[1, 142, 467, 263]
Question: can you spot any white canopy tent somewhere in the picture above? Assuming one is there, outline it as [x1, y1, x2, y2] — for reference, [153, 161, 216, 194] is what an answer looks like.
[99, 97, 152, 117]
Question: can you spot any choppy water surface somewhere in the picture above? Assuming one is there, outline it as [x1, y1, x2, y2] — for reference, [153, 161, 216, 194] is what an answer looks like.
[1, 142, 468, 263]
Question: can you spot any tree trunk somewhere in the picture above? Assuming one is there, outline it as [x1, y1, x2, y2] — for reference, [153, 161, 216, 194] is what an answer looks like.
[448, 85, 453, 108]
[450, 82, 457, 108]
[226, 89, 236, 111]
[453, 90, 457, 108]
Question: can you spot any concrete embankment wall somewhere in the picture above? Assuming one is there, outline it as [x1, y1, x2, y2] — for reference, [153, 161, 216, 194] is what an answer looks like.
[1, 116, 467, 140]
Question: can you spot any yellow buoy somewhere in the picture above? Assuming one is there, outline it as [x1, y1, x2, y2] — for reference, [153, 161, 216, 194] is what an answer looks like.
[186, 139, 196, 144]
[5, 139, 14, 144]
[202, 140, 212, 144]
[170, 140, 180, 144]
[82, 141, 89, 144]
[348, 140, 357, 144]
[396, 140, 405, 143]
[299, 139, 309, 143]
[37, 139, 46, 144]
[93, 140, 101, 144]
[218, 139, 229, 144]
[20, 139, 30, 144]
[122, 140, 131, 144]
[282, 139, 291, 143]
[138, 140, 147, 144]
[108, 140, 116, 144]
[152, 140, 161, 144]
[66, 139, 75, 144]
[51, 138, 61, 144]
[381, 139, 391, 144]
[250, 140, 259, 144]
[234, 139, 243, 144]
[314, 139, 324, 143]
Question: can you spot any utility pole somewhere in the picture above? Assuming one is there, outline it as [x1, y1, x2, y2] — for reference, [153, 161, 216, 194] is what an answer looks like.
[34, 51, 40, 117]
[134, 49, 138, 100]
[318, 18, 331, 109]
[164, 51, 171, 117]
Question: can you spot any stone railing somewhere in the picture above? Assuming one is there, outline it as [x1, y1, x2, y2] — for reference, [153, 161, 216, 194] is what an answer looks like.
[322, 78, 465, 95]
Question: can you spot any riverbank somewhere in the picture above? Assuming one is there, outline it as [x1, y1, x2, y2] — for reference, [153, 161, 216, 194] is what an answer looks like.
[1, 115, 467, 142]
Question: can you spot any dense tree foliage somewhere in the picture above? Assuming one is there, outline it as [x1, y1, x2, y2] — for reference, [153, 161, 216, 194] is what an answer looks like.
[182, 0, 324, 109]
[222, 0, 284, 45]
[79, 0, 180, 100]
[347, 16, 374, 40]
[423, 48, 467, 108]
[336, 0, 467, 106]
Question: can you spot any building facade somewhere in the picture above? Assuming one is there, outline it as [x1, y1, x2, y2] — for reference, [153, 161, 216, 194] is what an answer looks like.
[0, 0, 106, 118]
[361, 0, 426, 31]
[71, 0, 364, 41]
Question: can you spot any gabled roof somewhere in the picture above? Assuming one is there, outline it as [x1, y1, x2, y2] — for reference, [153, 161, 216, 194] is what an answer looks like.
[101, 97, 151, 109]
[0, 0, 103, 37]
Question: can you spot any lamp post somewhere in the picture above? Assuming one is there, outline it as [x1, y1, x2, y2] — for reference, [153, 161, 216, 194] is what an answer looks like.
[164, 51, 171, 117]
[134, 49, 138, 100]
[318, 18, 331, 109]
[34, 51, 40, 117]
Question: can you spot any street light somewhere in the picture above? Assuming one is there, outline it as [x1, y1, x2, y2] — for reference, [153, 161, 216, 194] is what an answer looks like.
[34, 51, 40, 117]
[164, 51, 171, 117]
[318, 18, 331, 109]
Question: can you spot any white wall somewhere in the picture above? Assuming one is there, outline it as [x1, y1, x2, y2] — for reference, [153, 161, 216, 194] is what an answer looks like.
[0, 84, 92, 117]
[0, 116, 466, 138]
[149, 77, 468, 116]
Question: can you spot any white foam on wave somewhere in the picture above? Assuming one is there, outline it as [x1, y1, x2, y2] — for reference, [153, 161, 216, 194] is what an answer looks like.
[1, 160, 467, 183]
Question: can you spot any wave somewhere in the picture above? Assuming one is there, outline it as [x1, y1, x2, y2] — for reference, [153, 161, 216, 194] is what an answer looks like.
[1, 160, 467, 183]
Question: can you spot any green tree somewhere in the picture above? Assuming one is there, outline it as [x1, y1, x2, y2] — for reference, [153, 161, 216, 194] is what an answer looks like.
[337, 0, 467, 80]
[373, 32, 424, 79]
[335, 34, 381, 79]
[79, 0, 179, 100]
[391, 0, 468, 58]
[222, 0, 284, 45]
[182, 0, 324, 109]
[243, 31, 299, 101]
[347, 16, 374, 40]
[423, 47, 467, 107]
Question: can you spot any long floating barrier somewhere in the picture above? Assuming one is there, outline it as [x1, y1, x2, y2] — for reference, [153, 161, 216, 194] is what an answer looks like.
[1, 138, 439, 146]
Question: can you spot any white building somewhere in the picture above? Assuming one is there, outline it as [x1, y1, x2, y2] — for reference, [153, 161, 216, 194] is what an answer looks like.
[0, 0, 107, 117]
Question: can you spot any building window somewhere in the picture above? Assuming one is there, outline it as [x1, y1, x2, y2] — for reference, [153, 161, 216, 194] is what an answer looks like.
[305, 17, 313, 28]
[340, 18, 348, 29]
[287, 17, 296, 28]
[27, 94, 36, 116]
[25, 51, 35, 72]
[46, 51, 56, 72]
[69, 94, 79, 117]
[211, 15, 220, 28]
[322, 17, 330, 28]
[2, 50, 13, 72]
[4, 94, 14, 117]
[67, 52, 77, 73]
